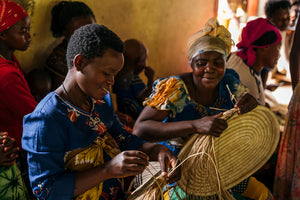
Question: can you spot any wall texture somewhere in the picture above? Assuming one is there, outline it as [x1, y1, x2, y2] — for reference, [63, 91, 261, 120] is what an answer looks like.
[14, 0, 217, 79]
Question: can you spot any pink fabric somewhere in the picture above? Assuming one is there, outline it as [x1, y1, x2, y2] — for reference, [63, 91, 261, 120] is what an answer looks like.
[236, 18, 281, 66]
[0, 0, 27, 32]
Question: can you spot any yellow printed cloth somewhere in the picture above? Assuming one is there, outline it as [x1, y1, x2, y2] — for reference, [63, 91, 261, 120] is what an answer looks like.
[64, 133, 121, 200]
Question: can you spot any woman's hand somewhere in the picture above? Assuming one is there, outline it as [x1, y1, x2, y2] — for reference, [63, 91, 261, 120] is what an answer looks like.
[0, 132, 19, 166]
[140, 143, 181, 184]
[191, 113, 228, 137]
[156, 145, 181, 184]
[104, 150, 149, 179]
[235, 92, 259, 114]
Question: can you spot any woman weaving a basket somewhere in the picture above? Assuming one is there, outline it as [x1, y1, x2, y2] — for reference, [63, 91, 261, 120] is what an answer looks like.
[132, 17, 277, 199]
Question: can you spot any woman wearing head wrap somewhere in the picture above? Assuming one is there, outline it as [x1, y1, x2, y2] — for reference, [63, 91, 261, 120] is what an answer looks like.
[226, 18, 282, 106]
[133, 17, 273, 199]
[0, 0, 37, 199]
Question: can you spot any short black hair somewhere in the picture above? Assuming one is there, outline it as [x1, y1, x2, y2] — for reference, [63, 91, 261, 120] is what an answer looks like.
[50, 1, 95, 38]
[66, 24, 124, 68]
[265, 0, 291, 18]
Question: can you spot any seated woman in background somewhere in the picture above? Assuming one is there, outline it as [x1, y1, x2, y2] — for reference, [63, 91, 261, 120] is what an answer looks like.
[45, 1, 96, 90]
[226, 18, 282, 106]
[113, 39, 155, 121]
[133, 17, 273, 199]
[22, 24, 180, 200]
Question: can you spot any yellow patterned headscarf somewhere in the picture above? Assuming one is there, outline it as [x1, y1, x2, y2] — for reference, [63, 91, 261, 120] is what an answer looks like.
[187, 17, 233, 62]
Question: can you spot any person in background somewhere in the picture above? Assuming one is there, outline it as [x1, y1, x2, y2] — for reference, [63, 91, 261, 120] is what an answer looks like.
[0, 0, 37, 198]
[22, 24, 180, 200]
[226, 18, 282, 106]
[273, 13, 300, 200]
[261, 0, 291, 90]
[26, 68, 52, 102]
[45, 1, 96, 90]
[113, 39, 155, 121]
[133, 17, 272, 199]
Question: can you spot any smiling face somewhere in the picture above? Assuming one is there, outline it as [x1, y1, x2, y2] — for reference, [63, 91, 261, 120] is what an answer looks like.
[76, 48, 124, 100]
[1, 16, 31, 51]
[191, 51, 226, 90]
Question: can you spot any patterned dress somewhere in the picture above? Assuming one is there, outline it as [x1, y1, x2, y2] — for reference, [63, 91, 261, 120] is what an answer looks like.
[144, 69, 272, 200]
[22, 92, 145, 200]
[0, 164, 30, 200]
[274, 83, 300, 200]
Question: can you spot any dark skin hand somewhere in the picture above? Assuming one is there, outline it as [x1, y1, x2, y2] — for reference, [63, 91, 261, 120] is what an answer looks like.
[74, 143, 180, 196]
[235, 92, 259, 114]
[0, 132, 19, 166]
[191, 113, 227, 137]
[103, 145, 180, 183]
[143, 143, 181, 183]
[103, 150, 149, 178]
[133, 106, 228, 142]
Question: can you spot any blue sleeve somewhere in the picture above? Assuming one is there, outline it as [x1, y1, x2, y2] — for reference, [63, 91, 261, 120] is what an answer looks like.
[102, 92, 145, 151]
[109, 113, 145, 151]
[22, 111, 76, 200]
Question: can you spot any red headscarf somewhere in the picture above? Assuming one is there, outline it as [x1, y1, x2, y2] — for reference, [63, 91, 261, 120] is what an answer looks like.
[236, 18, 282, 66]
[0, 0, 27, 32]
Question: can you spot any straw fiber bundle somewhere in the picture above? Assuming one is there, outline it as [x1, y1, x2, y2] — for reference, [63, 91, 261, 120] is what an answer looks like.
[128, 105, 280, 200]
[177, 105, 280, 197]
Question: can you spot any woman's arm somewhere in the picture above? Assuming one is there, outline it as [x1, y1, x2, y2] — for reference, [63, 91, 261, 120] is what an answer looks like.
[74, 150, 149, 196]
[133, 106, 227, 142]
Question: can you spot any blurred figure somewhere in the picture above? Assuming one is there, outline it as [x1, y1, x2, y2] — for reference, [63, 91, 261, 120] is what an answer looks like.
[45, 1, 96, 90]
[273, 11, 300, 200]
[289, 1, 300, 89]
[26, 68, 52, 102]
[113, 39, 155, 120]
[261, 0, 291, 89]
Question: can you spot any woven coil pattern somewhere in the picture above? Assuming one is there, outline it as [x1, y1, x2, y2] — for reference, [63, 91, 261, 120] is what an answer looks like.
[177, 105, 280, 196]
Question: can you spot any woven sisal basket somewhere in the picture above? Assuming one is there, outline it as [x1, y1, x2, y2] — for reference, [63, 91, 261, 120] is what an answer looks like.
[177, 105, 280, 196]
